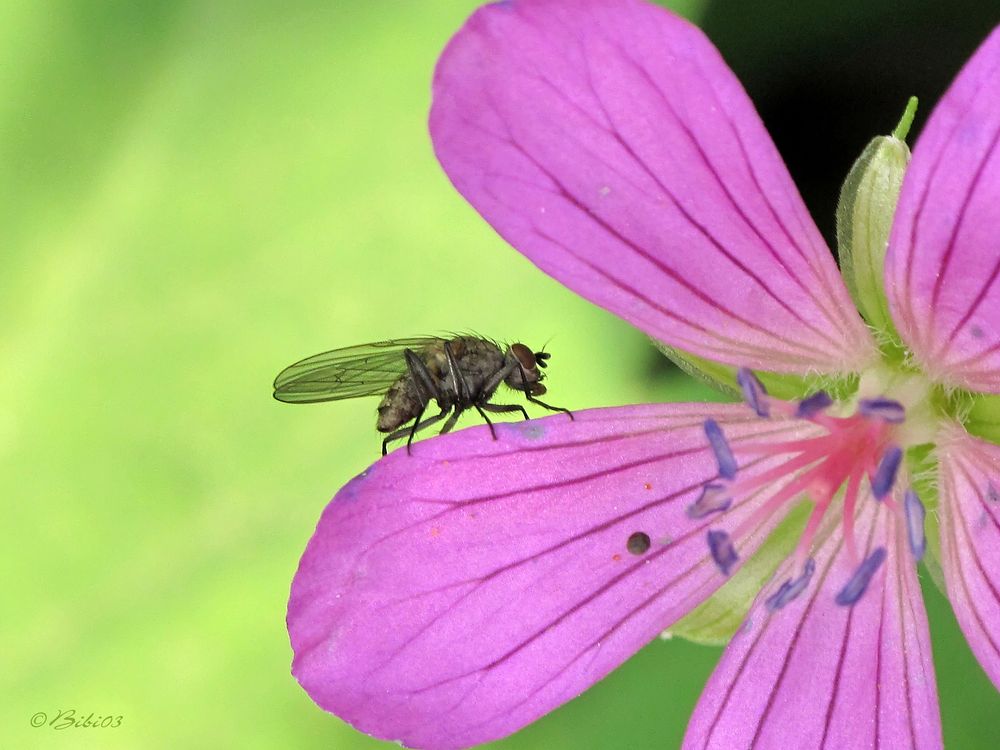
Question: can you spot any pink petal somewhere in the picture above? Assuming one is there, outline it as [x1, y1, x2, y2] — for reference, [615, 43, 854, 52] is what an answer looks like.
[430, 0, 874, 375]
[936, 426, 1000, 689]
[288, 404, 816, 749]
[684, 500, 942, 750]
[885, 26, 1000, 391]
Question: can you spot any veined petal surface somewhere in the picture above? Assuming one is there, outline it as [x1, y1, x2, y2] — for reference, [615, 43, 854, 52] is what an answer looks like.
[937, 425, 1000, 690]
[430, 0, 874, 374]
[684, 501, 941, 750]
[885, 26, 1000, 391]
[289, 404, 815, 749]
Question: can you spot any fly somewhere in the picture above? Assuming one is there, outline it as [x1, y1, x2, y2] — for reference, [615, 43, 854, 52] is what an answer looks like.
[273, 335, 572, 455]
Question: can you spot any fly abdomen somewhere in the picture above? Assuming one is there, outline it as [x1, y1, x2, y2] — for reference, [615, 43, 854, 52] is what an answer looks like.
[376, 375, 427, 433]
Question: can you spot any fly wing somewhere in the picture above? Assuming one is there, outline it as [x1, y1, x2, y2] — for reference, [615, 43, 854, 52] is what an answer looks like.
[273, 337, 437, 403]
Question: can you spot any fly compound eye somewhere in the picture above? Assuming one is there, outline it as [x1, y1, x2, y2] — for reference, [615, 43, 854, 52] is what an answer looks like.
[530, 383, 547, 396]
[510, 343, 537, 370]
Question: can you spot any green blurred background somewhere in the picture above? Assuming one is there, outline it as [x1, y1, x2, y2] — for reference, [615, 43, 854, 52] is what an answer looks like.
[3, 1, 998, 748]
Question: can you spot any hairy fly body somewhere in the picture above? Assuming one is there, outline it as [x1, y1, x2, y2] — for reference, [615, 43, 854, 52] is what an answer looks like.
[273, 335, 571, 454]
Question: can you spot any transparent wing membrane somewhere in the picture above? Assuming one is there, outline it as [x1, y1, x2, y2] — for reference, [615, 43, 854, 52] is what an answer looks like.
[273, 338, 438, 403]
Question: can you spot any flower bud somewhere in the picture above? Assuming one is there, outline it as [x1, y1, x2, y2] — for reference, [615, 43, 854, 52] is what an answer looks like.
[836, 97, 916, 336]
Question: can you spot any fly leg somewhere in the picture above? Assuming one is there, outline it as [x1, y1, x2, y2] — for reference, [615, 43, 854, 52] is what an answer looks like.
[479, 359, 518, 398]
[442, 341, 473, 405]
[444, 343, 507, 440]
[438, 342, 486, 436]
[473, 404, 498, 440]
[381, 406, 450, 456]
[474, 360, 526, 440]
[404, 348, 445, 403]
[524, 391, 574, 420]
[481, 402, 530, 421]
[383, 349, 448, 456]
[515, 361, 574, 420]
[439, 407, 465, 435]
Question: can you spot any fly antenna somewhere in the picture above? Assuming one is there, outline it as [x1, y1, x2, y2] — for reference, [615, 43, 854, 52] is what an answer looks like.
[534, 336, 554, 367]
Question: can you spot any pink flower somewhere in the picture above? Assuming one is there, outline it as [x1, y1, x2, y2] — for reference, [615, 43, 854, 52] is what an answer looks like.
[287, 2, 1000, 748]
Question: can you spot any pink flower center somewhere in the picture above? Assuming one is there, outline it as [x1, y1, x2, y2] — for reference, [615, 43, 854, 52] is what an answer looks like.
[690, 368, 927, 610]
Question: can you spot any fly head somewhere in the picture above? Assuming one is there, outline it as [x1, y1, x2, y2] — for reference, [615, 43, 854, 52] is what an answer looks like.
[504, 343, 548, 395]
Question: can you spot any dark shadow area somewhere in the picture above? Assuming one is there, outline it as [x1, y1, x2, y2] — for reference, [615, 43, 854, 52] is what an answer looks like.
[643, 0, 1000, 382]
[701, 0, 999, 248]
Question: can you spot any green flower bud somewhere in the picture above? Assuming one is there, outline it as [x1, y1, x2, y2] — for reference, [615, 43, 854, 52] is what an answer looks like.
[836, 97, 917, 339]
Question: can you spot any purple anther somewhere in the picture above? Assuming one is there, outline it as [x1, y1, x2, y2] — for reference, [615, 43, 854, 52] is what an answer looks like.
[835, 546, 887, 606]
[796, 391, 833, 419]
[736, 367, 770, 418]
[871, 445, 903, 500]
[704, 419, 737, 480]
[858, 397, 906, 424]
[904, 489, 926, 561]
[765, 558, 816, 612]
[707, 529, 738, 575]
[686, 483, 733, 519]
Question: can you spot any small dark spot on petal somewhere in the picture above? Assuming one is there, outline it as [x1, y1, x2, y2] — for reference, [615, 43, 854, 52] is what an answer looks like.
[643, 482, 653, 491]
[971, 324, 985, 339]
[627, 531, 651, 555]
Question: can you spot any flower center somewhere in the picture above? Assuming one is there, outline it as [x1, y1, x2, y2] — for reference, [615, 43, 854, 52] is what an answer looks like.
[691, 367, 933, 610]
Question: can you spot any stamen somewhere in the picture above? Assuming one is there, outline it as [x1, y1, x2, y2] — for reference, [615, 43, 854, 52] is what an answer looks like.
[765, 558, 816, 612]
[796, 391, 832, 419]
[686, 483, 732, 519]
[870, 445, 902, 500]
[904, 489, 926, 560]
[835, 547, 887, 606]
[857, 398, 905, 424]
[704, 419, 737, 480]
[707, 529, 738, 575]
[688, 379, 910, 614]
[736, 367, 769, 417]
